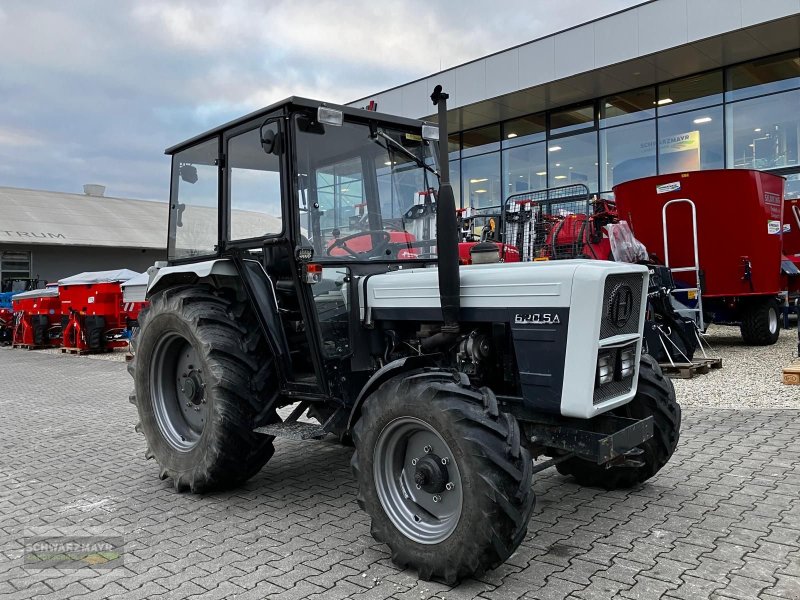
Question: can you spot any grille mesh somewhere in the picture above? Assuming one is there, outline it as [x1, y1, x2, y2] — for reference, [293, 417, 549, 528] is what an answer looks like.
[593, 375, 634, 405]
[600, 273, 644, 339]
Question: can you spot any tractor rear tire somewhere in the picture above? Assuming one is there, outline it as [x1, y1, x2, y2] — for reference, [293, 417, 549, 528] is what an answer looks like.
[128, 285, 278, 493]
[740, 297, 781, 346]
[351, 369, 534, 584]
[556, 354, 680, 490]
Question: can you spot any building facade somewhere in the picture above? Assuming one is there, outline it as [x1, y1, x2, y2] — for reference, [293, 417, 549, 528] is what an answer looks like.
[349, 0, 800, 208]
[0, 186, 166, 290]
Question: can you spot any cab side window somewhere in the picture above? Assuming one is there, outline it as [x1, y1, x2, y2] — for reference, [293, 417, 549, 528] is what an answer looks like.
[228, 126, 283, 240]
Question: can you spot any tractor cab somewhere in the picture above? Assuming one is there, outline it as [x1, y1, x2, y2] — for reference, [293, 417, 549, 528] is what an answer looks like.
[162, 98, 441, 396]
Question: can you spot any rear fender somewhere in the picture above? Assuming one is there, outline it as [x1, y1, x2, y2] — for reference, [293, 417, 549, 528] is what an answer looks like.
[147, 260, 237, 297]
[346, 355, 437, 432]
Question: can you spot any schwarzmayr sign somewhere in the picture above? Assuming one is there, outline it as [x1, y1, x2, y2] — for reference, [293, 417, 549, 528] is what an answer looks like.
[2, 231, 66, 239]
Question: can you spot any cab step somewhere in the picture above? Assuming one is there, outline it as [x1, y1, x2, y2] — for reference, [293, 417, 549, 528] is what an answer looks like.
[254, 421, 327, 440]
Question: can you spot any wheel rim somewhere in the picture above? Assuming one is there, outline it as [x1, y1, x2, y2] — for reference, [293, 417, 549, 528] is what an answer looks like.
[373, 417, 463, 544]
[150, 332, 208, 451]
[768, 306, 778, 334]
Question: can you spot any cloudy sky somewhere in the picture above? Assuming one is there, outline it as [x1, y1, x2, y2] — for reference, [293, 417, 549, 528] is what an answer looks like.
[0, 1, 639, 201]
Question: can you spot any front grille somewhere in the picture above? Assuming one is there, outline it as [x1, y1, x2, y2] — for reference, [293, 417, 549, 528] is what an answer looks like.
[593, 375, 634, 405]
[600, 273, 644, 339]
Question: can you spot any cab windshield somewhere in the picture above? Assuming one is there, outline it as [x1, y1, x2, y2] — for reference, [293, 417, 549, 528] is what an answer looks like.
[294, 113, 439, 261]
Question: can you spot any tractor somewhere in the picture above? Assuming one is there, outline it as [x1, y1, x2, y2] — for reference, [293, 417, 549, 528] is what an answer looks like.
[129, 87, 680, 583]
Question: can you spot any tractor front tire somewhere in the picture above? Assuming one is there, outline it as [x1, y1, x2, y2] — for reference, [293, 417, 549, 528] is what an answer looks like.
[740, 297, 781, 346]
[129, 285, 278, 493]
[351, 369, 534, 584]
[556, 354, 680, 490]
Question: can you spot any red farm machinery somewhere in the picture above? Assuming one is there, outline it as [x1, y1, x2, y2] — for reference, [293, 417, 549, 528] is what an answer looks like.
[11, 287, 63, 349]
[613, 169, 797, 346]
[58, 269, 146, 353]
[454, 184, 698, 364]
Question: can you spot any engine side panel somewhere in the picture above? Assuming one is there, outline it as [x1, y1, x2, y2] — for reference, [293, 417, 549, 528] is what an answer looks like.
[365, 260, 649, 419]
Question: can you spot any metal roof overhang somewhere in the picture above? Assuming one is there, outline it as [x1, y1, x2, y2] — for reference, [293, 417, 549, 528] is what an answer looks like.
[427, 15, 800, 132]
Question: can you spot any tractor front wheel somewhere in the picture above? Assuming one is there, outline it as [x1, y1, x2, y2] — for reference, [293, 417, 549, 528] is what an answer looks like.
[351, 370, 534, 584]
[556, 354, 680, 490]
[740, 297, 781, 346]
[129, 285, 278, 492]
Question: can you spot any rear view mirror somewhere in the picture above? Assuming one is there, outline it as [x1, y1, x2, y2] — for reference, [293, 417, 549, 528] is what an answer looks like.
[261, 128, 277, 154]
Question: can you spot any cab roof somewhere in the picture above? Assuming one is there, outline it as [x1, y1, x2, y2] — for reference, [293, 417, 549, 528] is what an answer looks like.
[165, 96, 430, 156]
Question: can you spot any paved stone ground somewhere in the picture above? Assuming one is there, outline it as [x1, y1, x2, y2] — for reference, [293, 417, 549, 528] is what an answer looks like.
[1, 347, 800, 600]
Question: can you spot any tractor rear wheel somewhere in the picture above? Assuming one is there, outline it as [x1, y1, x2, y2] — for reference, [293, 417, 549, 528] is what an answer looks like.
[556, 354, 680, 490]
[351, 369, 534, 584]
[129, 285, 278, 492]
[740, 297, 781, 346]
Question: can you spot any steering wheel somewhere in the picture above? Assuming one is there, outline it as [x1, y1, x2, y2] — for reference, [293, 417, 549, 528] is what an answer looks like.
[326, 230, 392, 257]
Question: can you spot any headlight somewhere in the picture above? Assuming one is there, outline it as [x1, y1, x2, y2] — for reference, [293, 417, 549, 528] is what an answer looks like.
[597, 350, 614, 386]
[619, 347, 636, 379]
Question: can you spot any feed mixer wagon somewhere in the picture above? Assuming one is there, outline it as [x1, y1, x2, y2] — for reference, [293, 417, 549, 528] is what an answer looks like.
[613, 169, 797, 345]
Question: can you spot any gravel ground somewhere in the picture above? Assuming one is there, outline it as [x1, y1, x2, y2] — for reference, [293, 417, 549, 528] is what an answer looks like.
[5, 324, 799, 407]
[673, 323, 800, 409]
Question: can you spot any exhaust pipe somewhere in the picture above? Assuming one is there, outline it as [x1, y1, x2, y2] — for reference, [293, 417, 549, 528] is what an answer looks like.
[428, 85, 460, 346]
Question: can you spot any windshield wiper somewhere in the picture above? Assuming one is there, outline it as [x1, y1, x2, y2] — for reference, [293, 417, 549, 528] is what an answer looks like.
[371, 130, 440, 179]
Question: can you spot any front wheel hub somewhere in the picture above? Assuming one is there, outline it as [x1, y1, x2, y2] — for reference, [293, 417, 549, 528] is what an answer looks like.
[413, 455, 448, 493]
[373, 417, 463, 544]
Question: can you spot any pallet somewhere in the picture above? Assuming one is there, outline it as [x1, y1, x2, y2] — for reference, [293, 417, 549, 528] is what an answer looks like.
[60, 347, 113, 356]
[660, 357, 722, 379]
[783, 360, 800, 385]
[11, 343, 49, 350]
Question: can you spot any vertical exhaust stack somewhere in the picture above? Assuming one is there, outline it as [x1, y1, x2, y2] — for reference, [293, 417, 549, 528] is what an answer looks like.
[431, 85, 460, 336]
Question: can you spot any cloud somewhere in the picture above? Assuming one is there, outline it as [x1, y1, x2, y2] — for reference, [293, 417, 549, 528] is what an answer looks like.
[0, 0, 640, 200]
[0, 128, 43, 147]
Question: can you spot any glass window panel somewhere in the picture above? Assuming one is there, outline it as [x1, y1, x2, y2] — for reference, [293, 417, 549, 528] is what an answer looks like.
[601, 87, 656, 128]
[726, 89, 800, 171]
[462, 152, 501, 209]
[169, 138, 219, 260]
[785, 173, 800, 200]
[449, 159, 462, 208]
[461, 125, 501, 157]
[727, 51, 800, 102]
[502, 114, 546, 147]
[502, 142, 547, 199]
[447, 133, 460, 159]
[550, 103, 595, 136]
[547, 132, 598, 191]
[1, 251, 31, 292]
[657, 71, 723, 115]
[657, 106, 724, 173]
[600, 120, 657, 190]
[228, 126, 283, 240]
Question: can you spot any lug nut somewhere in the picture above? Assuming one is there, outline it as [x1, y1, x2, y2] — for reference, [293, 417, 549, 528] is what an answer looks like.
[445, 482, 454, 491]
[415, 484, 421, 490]
[432, 495, 441, 503]
[411, 458, 418, 466]
[423, 445, 432, 453]
[441, 457, 449, 465]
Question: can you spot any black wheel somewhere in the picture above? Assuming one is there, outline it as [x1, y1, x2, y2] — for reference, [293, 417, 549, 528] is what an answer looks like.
[351, 369, 534, 584]
[128, 285, 278, 492]
[556, 354, 680, 490]
[740, 297, 781, 346]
